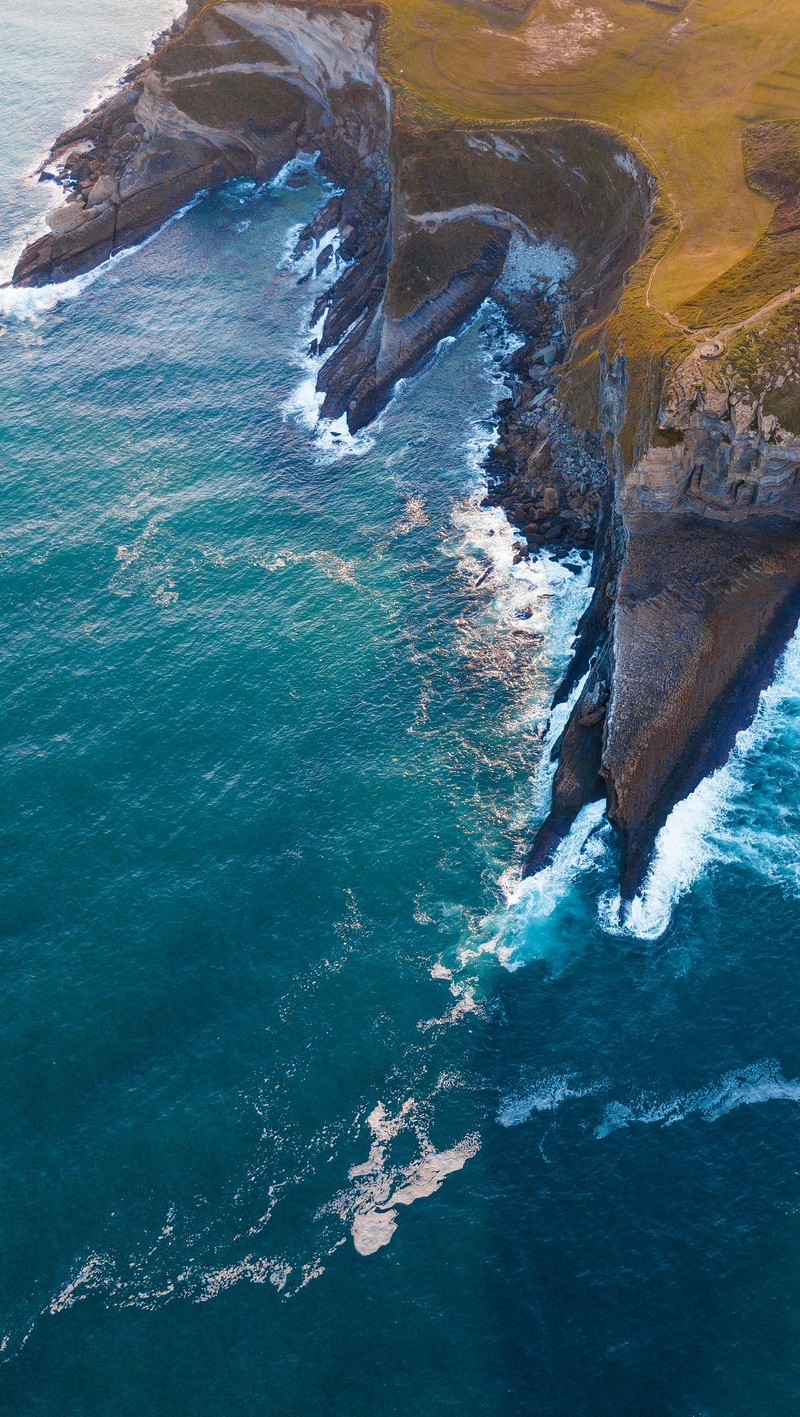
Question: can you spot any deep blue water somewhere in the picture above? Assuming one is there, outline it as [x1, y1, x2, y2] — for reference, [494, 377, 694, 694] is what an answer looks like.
[4, 5, 800, 1413]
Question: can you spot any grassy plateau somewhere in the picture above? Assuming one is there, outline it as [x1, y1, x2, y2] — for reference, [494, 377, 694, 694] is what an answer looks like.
[377, 0, 800, 324]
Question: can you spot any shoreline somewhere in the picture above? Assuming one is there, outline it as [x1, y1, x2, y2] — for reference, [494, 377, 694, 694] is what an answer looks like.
[11, 0, 800, 917]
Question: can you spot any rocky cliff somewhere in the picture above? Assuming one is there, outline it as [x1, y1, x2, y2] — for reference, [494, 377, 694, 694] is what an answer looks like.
[13, 0, 800, 910]
[527, 349, 800, 899]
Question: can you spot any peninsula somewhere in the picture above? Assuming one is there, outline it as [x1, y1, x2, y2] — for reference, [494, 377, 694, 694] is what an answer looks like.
[16, 0, 800, 903]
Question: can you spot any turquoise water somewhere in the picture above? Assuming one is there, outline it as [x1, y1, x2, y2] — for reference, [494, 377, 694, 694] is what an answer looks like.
[5, 5, 800, 1413]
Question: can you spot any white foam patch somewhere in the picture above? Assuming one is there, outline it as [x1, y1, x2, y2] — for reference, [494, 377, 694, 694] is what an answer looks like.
[597, 773, 724, 942]
[596, 1059, 800, 1139]
[417, 977, 486, 1031]
[0, 269, 94, 321]
[497, 1072, 599, 1127]
[599, 623, 800, 941]
[252, 547, 362, 589]
[327, 1095, 480, 1257]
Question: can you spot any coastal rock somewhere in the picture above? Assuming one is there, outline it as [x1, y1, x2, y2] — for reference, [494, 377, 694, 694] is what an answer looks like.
[17, 0, 800, 906]
[527, 353, 800, 901]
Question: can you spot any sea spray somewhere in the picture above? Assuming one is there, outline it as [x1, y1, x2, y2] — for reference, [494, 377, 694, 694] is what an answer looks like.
[0, 190, 206, 321]
[599, 622, 800, 941]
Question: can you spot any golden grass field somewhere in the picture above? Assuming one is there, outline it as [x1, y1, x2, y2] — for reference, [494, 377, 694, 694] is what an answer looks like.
[377, 0, 800, 328]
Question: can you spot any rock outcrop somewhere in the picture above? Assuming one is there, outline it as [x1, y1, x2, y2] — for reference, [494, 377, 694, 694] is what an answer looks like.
[526, 350, 800, 899]
[14, 1, 392, 294]
[11, 3, 651, 440]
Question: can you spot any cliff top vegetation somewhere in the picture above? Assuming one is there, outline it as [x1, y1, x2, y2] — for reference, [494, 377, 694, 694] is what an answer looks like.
[376, 0, 800, 324]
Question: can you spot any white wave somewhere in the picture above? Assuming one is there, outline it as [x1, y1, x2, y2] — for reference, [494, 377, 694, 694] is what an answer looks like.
[497, 1071, 599, 1127]
[597, 772, 725, 942]
[270, 149, 340, 197]
[282, 359, 377, 460]
[446, 306, 591, 709]
[596, 1058, 800, 1139]
[0, 267, 98, 320]
[280, 207, 387, 462]
[0, 191, 205, 322]
[599, 622, 800, 941]
[1, 152, 334, 323]
[446, 484, 591, 708]
[446, 536, 597, 973]
[493, 801, 607, 969]
[437, 306, 600, 972]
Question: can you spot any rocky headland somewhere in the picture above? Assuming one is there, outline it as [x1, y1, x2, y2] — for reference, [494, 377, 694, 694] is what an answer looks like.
[14, 0, 800, 907]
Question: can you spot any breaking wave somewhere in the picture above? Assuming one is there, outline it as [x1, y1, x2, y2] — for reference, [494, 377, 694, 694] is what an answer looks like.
[1, 153, 328, 325]
[596, 1059, 800, 1138]
[0, 191, 205, 322]
[600, 623, 800, 941]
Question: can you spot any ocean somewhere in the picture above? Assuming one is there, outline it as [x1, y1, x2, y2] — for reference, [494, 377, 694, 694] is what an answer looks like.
[3, 3, 800, 1412]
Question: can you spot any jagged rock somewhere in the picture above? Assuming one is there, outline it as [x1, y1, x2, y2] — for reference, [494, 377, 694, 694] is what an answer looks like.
[86, 174, 118, 207]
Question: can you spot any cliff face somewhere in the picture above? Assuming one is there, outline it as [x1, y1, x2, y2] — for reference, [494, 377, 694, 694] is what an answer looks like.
[13, 0, 800, 908]
[12, 0, 651, 442]
[13, 2, 391, 289]
[527, 350, 800, 899]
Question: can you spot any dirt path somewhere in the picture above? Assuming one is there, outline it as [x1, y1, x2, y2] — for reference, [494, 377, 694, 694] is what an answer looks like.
[646, 256, 800, 355]
[407, 203, 541, 245]
[412, 190, 800, 357]
[625, 125, 800, 353]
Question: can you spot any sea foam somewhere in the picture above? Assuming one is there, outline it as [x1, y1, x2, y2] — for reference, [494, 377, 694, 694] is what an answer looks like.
[497, 1071, 599, 1127]
[596, 1058, 800, 1138]
[600, 622, 800, 940]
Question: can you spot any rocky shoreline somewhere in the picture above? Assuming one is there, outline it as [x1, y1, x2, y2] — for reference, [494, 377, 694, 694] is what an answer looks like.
[13, 0, 800, 909]
[484, 307, 607, 558]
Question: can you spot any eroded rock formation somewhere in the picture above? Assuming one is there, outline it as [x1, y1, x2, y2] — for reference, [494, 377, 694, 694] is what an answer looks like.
[527, 351, 800, 898]
[14, 0, 800, 907]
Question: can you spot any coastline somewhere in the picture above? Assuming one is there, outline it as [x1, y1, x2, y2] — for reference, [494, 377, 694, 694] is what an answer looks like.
[9, 0, 800, 920]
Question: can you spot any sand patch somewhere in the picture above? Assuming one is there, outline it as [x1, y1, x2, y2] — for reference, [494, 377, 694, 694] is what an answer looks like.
[521, 0, 613, 75]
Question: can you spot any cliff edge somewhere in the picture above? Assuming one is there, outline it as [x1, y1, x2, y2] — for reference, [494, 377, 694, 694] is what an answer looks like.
[12, 0, 800, 910]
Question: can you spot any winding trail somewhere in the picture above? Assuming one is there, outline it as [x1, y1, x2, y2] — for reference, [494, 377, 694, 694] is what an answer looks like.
[623, 130, 800, 354]
[648, 254, 800, 357]
[411, 192, 800, 357]
[407, 203, 542, 245]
